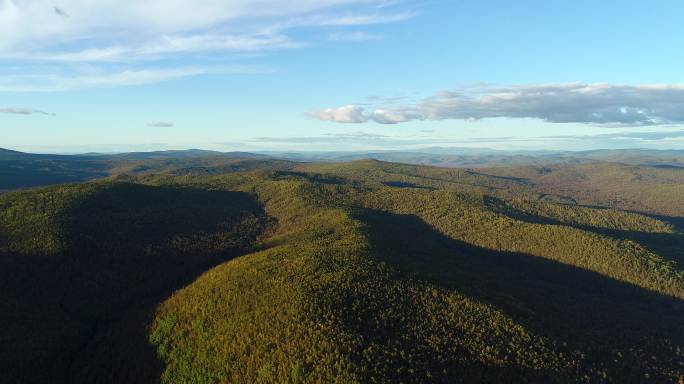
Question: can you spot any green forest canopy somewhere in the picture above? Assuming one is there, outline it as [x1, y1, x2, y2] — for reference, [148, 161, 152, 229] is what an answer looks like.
[1, 158, 683, 383]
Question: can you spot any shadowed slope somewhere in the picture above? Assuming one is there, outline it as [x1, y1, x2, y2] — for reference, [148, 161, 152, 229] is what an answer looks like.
[0, 182, 268, 384]
[358, 209, 684, 381]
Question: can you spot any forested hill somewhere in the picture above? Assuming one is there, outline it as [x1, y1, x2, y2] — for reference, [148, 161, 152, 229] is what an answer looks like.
[1, 157, 683, 383]
[0, 148, 287, 190]
[0, 148, 29, 160]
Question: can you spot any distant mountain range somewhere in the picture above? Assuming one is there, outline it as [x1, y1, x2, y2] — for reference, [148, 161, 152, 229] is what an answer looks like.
[1, 147, 683, 191]
[0, 148, 269, 190]
[261, 148, 684, 167]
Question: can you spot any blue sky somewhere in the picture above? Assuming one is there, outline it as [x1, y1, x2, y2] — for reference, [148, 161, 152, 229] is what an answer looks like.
[2, 0, 684, 153]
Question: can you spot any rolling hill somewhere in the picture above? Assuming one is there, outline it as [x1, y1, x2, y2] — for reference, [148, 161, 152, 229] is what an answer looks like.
[3, 147, 684, 191]
[264, 148, 684, 168]
[0, 148, 286, 191]
[1, 154, 683, 383]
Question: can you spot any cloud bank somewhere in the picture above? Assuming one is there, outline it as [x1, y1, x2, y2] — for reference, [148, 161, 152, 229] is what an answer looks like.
[309, 83, 684, 126]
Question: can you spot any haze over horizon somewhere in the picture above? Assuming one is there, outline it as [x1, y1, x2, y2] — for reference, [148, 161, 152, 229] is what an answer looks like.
[2, 0, 684, 153]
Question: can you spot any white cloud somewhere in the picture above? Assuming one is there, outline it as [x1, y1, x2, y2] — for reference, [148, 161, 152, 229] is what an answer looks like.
[0, 107, 54, 115]
[310, 83, 684, 126]
[372, 108, 423, 124]
[308, 105, 423, 124]
[307, 105, 368, 123]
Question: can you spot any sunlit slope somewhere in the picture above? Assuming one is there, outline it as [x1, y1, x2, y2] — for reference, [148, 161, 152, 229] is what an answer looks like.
[150, 179, 573, 383]
[0, 182, 268, 384]
[298, 159, 684, 217]
[148, 167, 684, 383]
[482, 162, 684, 216]
[298, 160, 684, 268]
[345, 188, 683, 299]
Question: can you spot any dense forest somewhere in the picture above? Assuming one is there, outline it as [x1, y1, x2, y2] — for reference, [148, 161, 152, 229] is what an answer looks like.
[1, 152, 683, 383]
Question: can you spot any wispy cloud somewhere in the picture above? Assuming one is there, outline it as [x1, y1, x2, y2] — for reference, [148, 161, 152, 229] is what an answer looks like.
[310, 83, 684, 126]
[0, 0, 413, 61]
[147, 121, 174, 127]
[329, 31, 383, 41]
[1, 1, 408, 51]
[281, 11, 414, 29]
[0, 107, 55, 115]
[0, 65, 267, 92]
[0, 1, 413, 91]
[13, 34, 302, 63]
